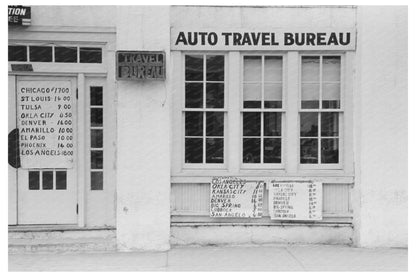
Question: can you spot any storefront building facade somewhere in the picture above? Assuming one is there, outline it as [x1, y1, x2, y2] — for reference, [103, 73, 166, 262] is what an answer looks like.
[8, 5, 407, 251]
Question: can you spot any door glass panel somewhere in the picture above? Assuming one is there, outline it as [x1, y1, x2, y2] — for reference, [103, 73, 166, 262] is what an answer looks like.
[42, 171, 53, 190]
[91, 172, 103, 190]
[56, 171, 67, 190]
[28, 171, 40, 190]
[91, 151, 103, 169]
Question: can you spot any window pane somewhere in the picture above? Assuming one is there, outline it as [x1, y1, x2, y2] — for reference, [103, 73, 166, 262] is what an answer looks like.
[55, 46, 77, 63]
[321, 112, 339, 137]
[243, 56, 261, 82]
[80, 47, 102, 63]
[264, 138, 281, 163]
[91, 172, 103, 190]
[243, 83, 261, 108]
[185, 138, 203, 163]
[301, 56, 319, 82]
[264, 83, 283, 109]
[206, 112, 224, 137]
[300, 113, 318, 137]
[91, 129, 103, 148]
[28, 171, 40, 190]
[264, 56, 282, 82]
[91, 108, 103, 127]
[264, 112, 281, 137]
[206, 138, 224, 163]
[29, 46, 52, 62]
[91, 150, 103, 169]
[185, 83, 203, 108]
[243, 138, 260, 163]
[300, 138, 318, 164]
[321, 138, 339, 164]
[206, 83, 224, 108]
[322, 83, 340, 109]
[185, 55, 203, 81]
[206, 55, 224, 81]
[9, 45, 27, 61]
[42, 171, 53, 190]
[243, 112, 261, 136]
[56, 171, 67, 190]
[90, 87, 103, 106]
[301, 83, 319, 109]
[185, 112, 203, 136]
[323, 56, 340, 82]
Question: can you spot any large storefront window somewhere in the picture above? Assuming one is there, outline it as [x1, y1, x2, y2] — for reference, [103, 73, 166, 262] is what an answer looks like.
[242, 55, 283, 164]
[184, 54, 225, 164]
[300, 55, 341, 164]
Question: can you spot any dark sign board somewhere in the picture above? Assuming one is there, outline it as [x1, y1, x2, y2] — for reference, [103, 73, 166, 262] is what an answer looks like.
[8, 6, 31, 26]
[11, 64, 33, 72]
[116, 51, 165, 81]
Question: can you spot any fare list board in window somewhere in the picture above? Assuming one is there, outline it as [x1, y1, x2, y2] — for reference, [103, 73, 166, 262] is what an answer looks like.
[17, 80, 74, 168]
[268, 181, 323, 221]
[210, 177, 264, 218]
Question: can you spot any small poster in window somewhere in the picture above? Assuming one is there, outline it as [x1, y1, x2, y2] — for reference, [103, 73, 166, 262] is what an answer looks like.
[269, 181, 322, 221]
[210, 177, 264, 218]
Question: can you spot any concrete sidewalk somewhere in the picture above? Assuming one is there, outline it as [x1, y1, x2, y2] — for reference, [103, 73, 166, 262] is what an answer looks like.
[8, 244, 408, 271]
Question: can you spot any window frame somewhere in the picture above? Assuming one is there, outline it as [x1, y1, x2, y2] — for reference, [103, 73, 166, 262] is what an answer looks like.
[298, 53, 345, 170]
[181, 52, 229, 170]
[240, 53, 286, 170]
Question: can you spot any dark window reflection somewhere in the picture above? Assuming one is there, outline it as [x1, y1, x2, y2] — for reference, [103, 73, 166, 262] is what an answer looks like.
[56, 171, 67, 190]
[300, 113, 318, 137]
[264, 112, 281, 137]
[185, 112, 203, 136]
[185, 83, 203, 108]
[42, 171, 54, 190]
[265, 100, 282, 109]
[321, 138, 339, 163]
[206, 55, 224, 81]
[243, 112, 261, 136]
[185, 55, 203, 81]
[321, 112, 339, 137]
[28, 171, 40, 190]
[9, 45, 27, 61]
[206, 112, 224, 137]
[206, 138, 224, 163]
[29, 46, 52, 62]
[91, 150, 103, 169]
[206, 83, 224, 108]
[185, 138, 203, 163]
[264, 138, 281, 163]
[91, 172, 103, 190]
[80, 47, 102, 63]
[55, 46, 77, 63]
[243, 138, 260, 163]
[300, 138, 318, 164]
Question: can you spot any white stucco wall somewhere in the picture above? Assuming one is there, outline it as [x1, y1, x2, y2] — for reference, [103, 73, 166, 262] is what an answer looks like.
[355, 6, 408, 248]
[29, 6, 117, 27]
[115, 6, 171, 251]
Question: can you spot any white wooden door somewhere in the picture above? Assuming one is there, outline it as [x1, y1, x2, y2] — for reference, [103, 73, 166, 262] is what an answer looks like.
[16, 76, 78, 225]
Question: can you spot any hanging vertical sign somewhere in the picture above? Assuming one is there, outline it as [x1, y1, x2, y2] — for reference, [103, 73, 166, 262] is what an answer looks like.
[17, 80, 74, 168]
[269, 181, 322, 221]
[8, 6, 31, 26]
[210, 177, 264, 218]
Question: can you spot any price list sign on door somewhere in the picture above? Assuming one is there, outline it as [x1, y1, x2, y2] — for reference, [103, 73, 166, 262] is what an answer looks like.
[268, 181, 322, 221]
[17, 80, 74, 168]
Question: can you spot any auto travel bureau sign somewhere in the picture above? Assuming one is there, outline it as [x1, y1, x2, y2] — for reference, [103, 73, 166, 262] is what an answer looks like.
[116, 51, 166, 81]
[171, 28, 356, 51]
